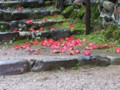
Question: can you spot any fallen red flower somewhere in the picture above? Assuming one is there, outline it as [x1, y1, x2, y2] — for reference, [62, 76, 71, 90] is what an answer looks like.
[51, 27, 57, 30]
[70, 26, 75, 30]
[43, 18, 47, 22]
[40, 27, 44, 31]
[13, 30, 20, 32]
[33, 41, 39, 45]
[26, 19, 33, 24]
[75, 50, 81, 54]
[60, 48, 66, 53]
[53, 14, 58, 18]
[34, 51, 41, 55]
[69, 51, 75, 55]
[14, 45, 19, 50]
[116, 48, 120, 53]
[53, 50, 60, 53]
[17, 7, 22, 11]
[84, 50, 91, 56]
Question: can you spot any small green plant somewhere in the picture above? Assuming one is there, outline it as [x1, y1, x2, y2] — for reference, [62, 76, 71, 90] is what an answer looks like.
[97, 34, 106, 41]
[113, 29, 120, 42]
[60, 67, 65, 70]
[104, 24, 117, 39]
[72, 62, 81, 69]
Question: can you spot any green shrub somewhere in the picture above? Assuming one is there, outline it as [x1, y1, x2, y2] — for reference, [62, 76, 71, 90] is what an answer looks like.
[62, 6, 74, 18]
[70, 9, 79, 19]
[77, 6, 86, 19]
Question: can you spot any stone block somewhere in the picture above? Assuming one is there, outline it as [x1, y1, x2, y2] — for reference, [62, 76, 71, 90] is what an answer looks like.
[0, 59, 31, 75]
[107, 56, 120, 65]
[32, 31, 51, 39]
[50, 29, 71, 40]
[78, 55, 111, 66]
[0, 32, 19, 44]
[31, 58, 78, 72]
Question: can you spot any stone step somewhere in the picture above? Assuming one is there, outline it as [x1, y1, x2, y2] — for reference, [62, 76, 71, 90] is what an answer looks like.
[19, 29, 71, 40]
[0, 32, 19, 44]
[0, 8, 60, 21]
[0, 20, 64, 31]
[0, 0, 46, 9]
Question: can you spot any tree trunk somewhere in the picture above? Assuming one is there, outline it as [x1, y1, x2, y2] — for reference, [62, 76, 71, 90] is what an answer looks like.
[86, 0, 91, 35]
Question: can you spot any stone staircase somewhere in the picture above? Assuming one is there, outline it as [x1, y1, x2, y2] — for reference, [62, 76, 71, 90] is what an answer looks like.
[0, 0, 71, 44]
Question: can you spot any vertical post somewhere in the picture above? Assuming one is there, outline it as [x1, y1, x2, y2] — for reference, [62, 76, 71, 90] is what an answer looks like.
[55, 0, 64, 11]
[59, 0, 64, 11]
[86, 0, 91, 35]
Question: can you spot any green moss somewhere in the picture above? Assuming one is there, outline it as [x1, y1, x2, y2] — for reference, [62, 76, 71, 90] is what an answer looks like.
[51, 9, 61, 14]
[62, 6, 74, 18]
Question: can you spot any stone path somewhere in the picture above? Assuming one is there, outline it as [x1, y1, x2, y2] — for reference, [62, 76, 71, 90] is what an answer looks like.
[1, 65, 120, 90]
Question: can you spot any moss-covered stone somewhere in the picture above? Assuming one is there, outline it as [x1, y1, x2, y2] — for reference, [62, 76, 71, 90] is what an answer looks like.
[73, 0, 82, 9]
[62, 6, 74, 18]
[44, 1, 53, 6]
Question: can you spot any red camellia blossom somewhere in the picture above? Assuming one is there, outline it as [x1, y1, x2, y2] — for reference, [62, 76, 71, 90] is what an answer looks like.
[69, 51, 75, 55]
[53, 14, 58, 18]
[33, 41, 39, 45]
[60, 48, 66, 53]
[53, 49, 60, 53]
[75, 50, 81, 54]
[70, 26, 75, 30]
[43, 18, 47, 22]
[51, 27, 56, 30]
[29, 29, 36, 32]
[17, 7, 22, 11]
[34, 51, 41, 55]
[14, 45, 19, 50]
[116, 48, 120, 53]
[83, 38, 87, 42]
[13, 30, 20, 32]
[40, 27, 44, 31]
[26, 19, 33, 24]
[84, 50, 91, 56]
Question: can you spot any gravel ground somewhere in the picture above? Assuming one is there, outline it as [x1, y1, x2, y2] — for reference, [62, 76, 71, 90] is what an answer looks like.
[0, 45, 118, 61]
[1, 45, 120, 90]
[0, 65, 120, 90]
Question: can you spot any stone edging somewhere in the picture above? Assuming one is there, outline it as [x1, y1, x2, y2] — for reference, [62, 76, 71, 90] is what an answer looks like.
[0, 55, 120, 75]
